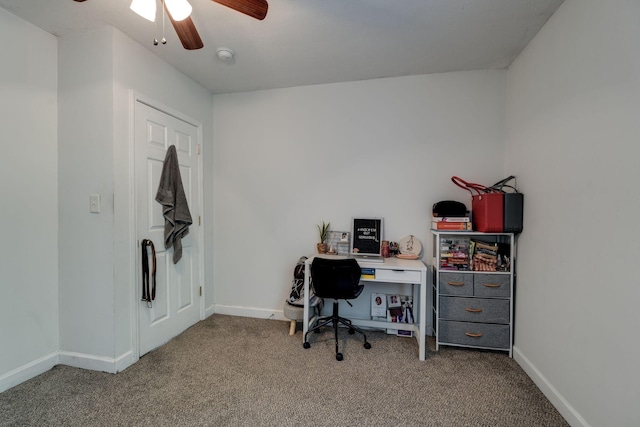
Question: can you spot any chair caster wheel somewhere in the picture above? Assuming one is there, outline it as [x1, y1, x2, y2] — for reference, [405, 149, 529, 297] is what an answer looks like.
[364, 342, 371, 349]
[336, 353, 343, 361]
[348, 328, 355, 335]
[303, 342, 310, 349]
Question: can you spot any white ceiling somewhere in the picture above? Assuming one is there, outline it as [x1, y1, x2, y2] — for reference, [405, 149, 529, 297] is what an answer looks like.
[0, 0, 564, 94]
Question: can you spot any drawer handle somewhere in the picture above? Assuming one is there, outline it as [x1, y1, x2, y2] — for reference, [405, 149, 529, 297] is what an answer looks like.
[447, 281, 465, 286]
[465, 332, 483, 338]
[483, 283, 502, 288]
[465, 308, 483, 313]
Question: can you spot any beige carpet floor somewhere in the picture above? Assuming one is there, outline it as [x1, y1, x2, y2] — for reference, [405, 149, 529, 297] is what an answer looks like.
[0, 314, 569, 426]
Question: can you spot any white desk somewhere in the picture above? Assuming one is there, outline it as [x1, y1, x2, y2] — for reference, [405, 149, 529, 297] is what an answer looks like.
[303, 255, 429, 361]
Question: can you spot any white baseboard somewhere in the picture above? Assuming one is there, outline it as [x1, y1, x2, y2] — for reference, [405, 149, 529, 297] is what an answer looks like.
[0, 352, 58, 393]
[205, 303, 216, 318]
[58, 350, 136, 374]
[513, 345, 590, 427]
[213, 304, 287, 321]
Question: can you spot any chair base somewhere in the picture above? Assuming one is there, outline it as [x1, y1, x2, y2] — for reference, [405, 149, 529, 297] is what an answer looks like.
[303, 300, 371, 360]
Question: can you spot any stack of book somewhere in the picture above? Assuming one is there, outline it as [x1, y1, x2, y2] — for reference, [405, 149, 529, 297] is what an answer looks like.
[439, 237, 470, 270]
[361, 268, 375, 279]
[431, 215, 472, 231]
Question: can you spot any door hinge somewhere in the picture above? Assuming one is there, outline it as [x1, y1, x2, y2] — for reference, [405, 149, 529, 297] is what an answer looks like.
[198, 215, 201, 226]
[197, 144, 200, 155]
[199, 286, 202, 296]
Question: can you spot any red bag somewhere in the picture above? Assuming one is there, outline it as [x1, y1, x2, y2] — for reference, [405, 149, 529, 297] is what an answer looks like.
[451, 176, 504, 232]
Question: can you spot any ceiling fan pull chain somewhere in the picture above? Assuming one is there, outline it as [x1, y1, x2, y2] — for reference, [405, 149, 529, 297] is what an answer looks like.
[161, 0, 167, 44]
[153, 0, 159, 45]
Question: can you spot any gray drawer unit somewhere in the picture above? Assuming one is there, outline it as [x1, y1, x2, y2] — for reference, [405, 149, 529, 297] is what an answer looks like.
[438, 272, 473, 296]
[432, 231, 515, 356]
[438, 321, 510, 350]
[473, 273, 511, 298]
[439, 296, 510, 324]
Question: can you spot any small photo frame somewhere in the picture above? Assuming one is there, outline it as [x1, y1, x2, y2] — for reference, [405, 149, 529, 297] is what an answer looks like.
[387, 294, 401, 308]
[327, 231, 350, 255]
[371, 293, 387, 317]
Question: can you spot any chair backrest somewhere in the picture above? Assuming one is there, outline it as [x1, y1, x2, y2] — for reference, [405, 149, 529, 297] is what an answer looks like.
[311, 257, 362, 300]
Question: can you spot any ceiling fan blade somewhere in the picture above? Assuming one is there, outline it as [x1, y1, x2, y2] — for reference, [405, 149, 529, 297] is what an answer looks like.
[165, 8, 204, 50]
[212, 0, 268, 21]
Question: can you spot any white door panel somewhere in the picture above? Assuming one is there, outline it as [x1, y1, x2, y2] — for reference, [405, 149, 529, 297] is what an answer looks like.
[135, 100, 202, 357]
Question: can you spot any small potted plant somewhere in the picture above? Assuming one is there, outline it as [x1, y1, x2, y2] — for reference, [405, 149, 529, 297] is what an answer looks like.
[316, 221, 330, 254]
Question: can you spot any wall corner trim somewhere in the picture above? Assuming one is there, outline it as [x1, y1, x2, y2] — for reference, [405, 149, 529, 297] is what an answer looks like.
[513, 346, 590, 427]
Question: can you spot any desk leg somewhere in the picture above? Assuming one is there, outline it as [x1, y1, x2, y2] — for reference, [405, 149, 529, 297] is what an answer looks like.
[419, 278, 427, 361]
[302, 260, 310, 343]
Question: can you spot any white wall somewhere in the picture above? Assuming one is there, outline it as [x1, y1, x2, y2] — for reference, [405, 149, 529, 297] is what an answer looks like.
[56, 26, 214, 371]
[212, 71, 507, 321]
[58, 28, 117, 365]
[505, 0, 640, 426]
[0, 8, 59, 391]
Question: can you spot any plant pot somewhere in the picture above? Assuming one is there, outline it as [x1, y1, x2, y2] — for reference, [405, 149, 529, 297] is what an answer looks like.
[317, 243, 327, 254]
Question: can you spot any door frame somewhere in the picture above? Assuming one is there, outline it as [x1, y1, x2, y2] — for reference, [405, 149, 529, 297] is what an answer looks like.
[128, 92, 205, 362]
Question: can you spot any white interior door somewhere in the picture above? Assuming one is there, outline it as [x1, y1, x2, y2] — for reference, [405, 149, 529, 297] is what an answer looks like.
[135, 99, 202, 357]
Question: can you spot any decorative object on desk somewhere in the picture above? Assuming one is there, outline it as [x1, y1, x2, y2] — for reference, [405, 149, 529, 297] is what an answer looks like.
[316, 221, 330, 253]
[398, 235, 422, 257]
[381, 240, 390, 257]
[396, 253, 420, 260]
[388, 241, 399, 256]
[327, 231, 350, 255]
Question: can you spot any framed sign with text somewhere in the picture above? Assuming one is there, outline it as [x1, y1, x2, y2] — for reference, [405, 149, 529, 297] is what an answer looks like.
[350, 218, 384, 255]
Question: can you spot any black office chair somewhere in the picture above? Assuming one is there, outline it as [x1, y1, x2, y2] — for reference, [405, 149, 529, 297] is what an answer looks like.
[303, 257, 371, 361]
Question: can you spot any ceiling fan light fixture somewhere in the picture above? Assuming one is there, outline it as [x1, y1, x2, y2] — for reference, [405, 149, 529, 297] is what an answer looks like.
[165, 0, 193, 21]
[130, 0, 156, 22]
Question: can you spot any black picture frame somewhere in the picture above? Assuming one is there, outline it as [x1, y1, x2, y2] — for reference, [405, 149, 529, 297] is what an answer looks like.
[350, 218, 383, 255]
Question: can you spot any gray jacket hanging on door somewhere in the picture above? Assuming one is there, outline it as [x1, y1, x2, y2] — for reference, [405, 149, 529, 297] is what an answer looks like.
[156, 145, 192, 263]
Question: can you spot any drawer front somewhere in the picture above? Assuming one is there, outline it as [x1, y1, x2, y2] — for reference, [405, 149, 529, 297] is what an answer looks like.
[439, 272, 473, 296]
[375, 269, 422, 283]
[438, 320, 510, 349]
[473, 274, 511, 298]
[439, 296, 510, 324]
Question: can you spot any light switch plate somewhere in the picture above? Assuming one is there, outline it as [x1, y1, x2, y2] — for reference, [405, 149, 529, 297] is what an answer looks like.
[90, 194, 101, 213]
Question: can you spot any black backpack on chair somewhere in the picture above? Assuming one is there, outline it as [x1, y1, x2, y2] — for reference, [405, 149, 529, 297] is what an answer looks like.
[287, 256, 322, 308]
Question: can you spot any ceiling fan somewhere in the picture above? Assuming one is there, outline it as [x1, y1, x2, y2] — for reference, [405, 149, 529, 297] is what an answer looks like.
[72, 0, 268, 50]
